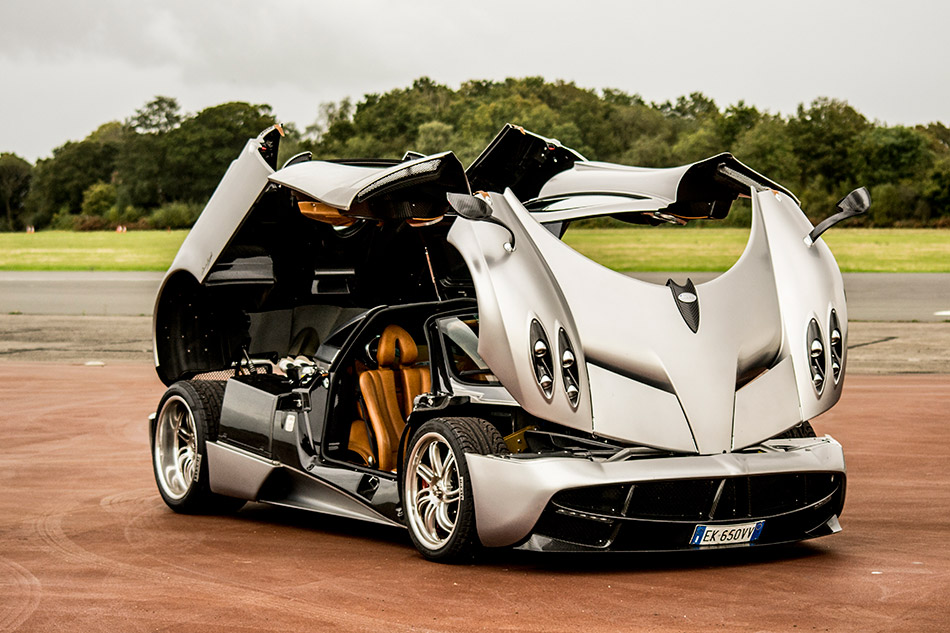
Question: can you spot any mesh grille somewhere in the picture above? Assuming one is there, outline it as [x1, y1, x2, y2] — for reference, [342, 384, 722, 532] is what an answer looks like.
[549, 472, 841, 522]
[191, 364, 269, 382]
[356, 158, 442, 201]
[532, 508, 616, 548]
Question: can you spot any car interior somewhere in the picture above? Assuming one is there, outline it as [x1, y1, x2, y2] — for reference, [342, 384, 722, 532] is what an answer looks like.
[346, 323, 431, 471]
[308, 303, 436, 473]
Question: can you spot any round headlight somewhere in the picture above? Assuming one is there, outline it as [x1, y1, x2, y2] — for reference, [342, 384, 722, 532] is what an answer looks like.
[533, 339, 548, 358]
[561, 349, 575, 368]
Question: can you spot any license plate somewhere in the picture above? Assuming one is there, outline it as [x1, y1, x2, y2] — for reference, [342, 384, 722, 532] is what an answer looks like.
[689, 520, 764, 546]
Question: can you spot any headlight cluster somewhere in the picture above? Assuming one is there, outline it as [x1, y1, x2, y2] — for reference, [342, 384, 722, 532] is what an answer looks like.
[530, 319, 554, 398]
[807, 310, 843, 395]
[558, 328, 580, 408]
[530, 320, 580, 407]
[807, 318, 826, 394]
[829, 309, 842, 384]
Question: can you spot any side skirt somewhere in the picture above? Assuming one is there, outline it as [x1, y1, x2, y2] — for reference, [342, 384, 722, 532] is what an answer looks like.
[206, 441, 401, 527]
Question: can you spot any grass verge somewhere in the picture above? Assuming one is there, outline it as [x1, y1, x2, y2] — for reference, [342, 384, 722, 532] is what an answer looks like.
[0, 230, 188, 271]
[0, 227, 947, 272]
[562, 227, 950, 273]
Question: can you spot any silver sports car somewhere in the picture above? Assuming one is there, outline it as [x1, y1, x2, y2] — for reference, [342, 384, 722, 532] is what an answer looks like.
[149, 123, 868, 561]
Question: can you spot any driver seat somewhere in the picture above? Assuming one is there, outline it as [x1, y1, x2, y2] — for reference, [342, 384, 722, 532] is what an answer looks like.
[356, 325, 429, 471]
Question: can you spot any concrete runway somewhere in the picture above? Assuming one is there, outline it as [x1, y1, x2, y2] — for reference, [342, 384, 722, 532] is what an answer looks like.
[2, 271, 950, 321]
[0, 314, 947, 374]
[0, 364, 947, 632]
[0, 272, 162, 317]
[627, 272, 950, 322]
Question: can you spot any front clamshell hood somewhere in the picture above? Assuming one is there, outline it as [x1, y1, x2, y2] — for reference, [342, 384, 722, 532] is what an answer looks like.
[449, 184, 846, 455]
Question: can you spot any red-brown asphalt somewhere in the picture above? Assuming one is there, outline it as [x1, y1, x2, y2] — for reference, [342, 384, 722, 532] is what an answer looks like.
[0, 363, 947, 632]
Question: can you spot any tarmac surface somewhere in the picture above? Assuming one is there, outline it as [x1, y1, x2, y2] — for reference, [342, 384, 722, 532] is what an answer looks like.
[0, 272, 162, 317]
[0, 314, 947, 374]
[3, 271, 950, 322]
[0, 363, 947, 632]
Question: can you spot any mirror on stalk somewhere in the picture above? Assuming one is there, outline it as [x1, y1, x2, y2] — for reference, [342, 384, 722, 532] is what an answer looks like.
[446, 192, 516, 252]
[805, 187, 871, 247]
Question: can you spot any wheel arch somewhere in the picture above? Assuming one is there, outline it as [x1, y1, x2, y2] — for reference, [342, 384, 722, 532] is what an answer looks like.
[397, 402, 511, 504]
[153, 269, 250, 386]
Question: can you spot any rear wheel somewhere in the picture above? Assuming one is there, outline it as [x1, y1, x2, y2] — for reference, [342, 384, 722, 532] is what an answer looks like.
[151, 380, 245, 514]
[403, 417, 507, 562]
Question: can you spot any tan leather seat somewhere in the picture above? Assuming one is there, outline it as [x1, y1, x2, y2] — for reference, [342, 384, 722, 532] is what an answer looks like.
[399, 353, 431, 420]
[347, 419, 376, 467]
[354, 325, 430, 471]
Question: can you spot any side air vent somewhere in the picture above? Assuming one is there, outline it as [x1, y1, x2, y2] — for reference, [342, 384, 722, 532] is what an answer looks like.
[530, 319, 554, 399]
[558, 328, 580, 408]
[829, 309, 842, 384]
[807, 318, 826, 395]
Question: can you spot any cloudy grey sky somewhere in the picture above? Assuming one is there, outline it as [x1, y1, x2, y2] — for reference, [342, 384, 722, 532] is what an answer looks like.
[1, 0, 945, 162]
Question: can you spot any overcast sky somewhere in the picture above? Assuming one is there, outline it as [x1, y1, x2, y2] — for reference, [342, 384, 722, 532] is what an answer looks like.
[1, 0, 946, 162]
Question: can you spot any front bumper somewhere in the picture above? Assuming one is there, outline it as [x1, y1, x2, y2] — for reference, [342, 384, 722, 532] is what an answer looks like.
[465, 436, 846, 550]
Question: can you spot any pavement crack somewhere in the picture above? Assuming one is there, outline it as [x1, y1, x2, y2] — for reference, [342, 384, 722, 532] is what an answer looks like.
[848, 336, 898, 350]
[0, 348, 51, 356]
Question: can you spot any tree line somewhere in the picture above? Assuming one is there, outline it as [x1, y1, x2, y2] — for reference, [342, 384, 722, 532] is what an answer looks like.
[1, 77, 948, 231]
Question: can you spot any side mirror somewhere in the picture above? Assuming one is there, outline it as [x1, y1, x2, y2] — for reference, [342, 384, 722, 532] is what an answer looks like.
[804, 186, 871, 247]
[447, 192, 516, 252]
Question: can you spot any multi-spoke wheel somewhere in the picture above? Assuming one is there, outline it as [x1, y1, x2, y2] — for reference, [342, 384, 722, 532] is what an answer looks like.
[403, 417, 507, 562]
[154, 394, 199, 500]
[150, 380, 245, 514]
[406, 432, 462, 549]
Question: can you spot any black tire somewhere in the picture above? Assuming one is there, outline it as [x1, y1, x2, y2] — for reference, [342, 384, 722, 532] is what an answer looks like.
[151, 380, 245, 514]
[402, 416, 508, 562]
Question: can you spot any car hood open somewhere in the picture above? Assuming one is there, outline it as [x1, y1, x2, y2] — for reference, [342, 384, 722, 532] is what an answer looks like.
[448, 185, 846, 455]
[268, 151, 469, 219]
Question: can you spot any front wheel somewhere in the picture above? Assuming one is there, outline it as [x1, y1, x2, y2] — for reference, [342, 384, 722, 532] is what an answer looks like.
[151, 380, 245, 514]
[403, 417, 507, 562]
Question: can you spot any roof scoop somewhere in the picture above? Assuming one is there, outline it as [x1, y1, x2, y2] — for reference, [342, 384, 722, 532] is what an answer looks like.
[667, 278, 700, 333]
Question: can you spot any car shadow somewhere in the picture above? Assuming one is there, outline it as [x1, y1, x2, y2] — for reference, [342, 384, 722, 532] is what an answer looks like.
[232, 502, 408, 545]
[486, 541, 833, 573]
[224, 502, 836, 571]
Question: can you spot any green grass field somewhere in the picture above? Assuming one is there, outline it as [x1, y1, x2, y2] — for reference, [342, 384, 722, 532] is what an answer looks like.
[562, 227, 950, 273]
[0, 228, 947, 272]
[0, 230, 188, 271]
